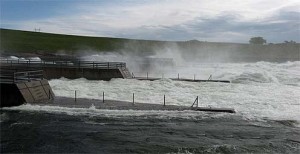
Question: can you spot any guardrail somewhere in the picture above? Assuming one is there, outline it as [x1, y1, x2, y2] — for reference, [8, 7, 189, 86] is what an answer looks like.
[0, 69, 44, 83]
[0, 59, 126, 69]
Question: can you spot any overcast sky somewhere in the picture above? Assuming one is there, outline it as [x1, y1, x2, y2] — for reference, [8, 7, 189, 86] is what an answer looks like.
[1, 0, 299, 43]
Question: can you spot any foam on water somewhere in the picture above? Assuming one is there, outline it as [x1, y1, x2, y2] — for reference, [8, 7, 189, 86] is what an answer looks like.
[4, 104, 225, 120]
[4, 61, 300, 122]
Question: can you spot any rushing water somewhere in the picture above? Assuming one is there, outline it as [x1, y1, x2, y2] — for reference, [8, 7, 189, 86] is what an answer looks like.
[1, 61, 300, 153]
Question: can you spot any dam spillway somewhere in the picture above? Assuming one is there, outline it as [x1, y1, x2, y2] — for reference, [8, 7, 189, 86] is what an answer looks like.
[0, 59, 132, 80]
[0, 69, 54, 107]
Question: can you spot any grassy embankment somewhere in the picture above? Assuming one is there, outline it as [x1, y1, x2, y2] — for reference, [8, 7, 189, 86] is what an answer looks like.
[1, 28, 299, 62]
[0, 28, 165, 54]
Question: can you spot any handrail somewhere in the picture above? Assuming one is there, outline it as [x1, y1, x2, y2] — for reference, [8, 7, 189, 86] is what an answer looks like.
[191, 96, 199, 107]
[208, 75, 212, 80]
[0, 69, 44, 83]
[0, 59, 126, 69]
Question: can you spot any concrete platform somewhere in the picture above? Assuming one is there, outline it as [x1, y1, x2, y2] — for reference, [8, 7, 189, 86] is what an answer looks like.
[133, 77, 230, 83]
[35, 96, 235, 113]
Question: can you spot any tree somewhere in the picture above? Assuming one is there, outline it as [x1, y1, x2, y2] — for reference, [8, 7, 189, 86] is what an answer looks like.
[249, 37, 267, 45]
[284, 40, 296, 44]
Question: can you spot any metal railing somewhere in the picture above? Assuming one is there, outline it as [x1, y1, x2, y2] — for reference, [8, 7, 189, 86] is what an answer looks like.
[0, 69, 44, 83]
[0, 59, 126, 69]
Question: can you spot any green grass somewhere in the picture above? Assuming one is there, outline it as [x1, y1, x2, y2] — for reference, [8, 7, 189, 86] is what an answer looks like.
[1, 28, 299, 61]
[0, 28, 166, 54]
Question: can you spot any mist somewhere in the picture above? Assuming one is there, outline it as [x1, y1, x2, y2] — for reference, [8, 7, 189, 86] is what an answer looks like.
[78, 42, 242, 79]
[77, 40, 299, 79]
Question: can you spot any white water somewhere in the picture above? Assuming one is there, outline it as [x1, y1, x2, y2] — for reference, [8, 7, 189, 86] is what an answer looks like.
[4, 61, 300, 122]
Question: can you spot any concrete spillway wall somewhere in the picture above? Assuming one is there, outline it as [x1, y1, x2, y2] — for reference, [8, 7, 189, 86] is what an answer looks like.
[0, 79, 54, 107]
[1, 61, 132, 80]
[43, 67, 129, 80]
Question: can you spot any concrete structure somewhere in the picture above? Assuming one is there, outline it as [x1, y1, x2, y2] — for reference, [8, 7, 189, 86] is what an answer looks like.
[133, 77, 230, 83]
[37, 96, 236, 113]
[0, 69, 54, 107]
[0, 60, 132, 80]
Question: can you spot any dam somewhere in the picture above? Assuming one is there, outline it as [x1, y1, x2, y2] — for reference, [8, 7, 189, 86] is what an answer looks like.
[0, 59, 132, 80]
[0, 58, 230, 83]
[0, 69, 54, 107]
[0, 60, 234, 113]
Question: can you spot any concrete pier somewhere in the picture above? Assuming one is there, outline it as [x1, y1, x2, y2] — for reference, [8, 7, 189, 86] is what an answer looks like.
[0, 69, 54, 107]
[0, 59, 132, 80]
[35, 96, 236, 113]
[133, 77, 231, 83]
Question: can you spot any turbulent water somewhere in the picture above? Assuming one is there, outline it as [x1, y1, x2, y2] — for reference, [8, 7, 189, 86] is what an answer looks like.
[49, 61, 300, 122]
[1, 61, 300, 153]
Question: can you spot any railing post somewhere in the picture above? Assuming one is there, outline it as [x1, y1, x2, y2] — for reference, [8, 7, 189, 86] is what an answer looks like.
[163, 95, 165, 106]
[133, 93, 135, 105]
[107, 62, 110, 69]
[75, 90, 77, 102]
[178, 73, 179, 79]
[147, 72, 148, 79]
[103, 92, 105, 103]
[194, 74, 196, 81]
[208, 75, 212, 80]
[191, 96, 199, 108]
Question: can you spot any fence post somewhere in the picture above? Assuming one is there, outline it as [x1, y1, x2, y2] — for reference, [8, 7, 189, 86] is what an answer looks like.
[93, 62, 94, 69]
[147, 72, 148, 79]
[163, 95, 165, 106]
[103, 92, 105, 103]
[133, 93, 135, 105]
[107, 62, 110, 69]
[194, 74, 196, 81]
[178, 73, 179, 79]
[49, 89, 51, 99]
[75, 90, 77, 102]
[196, 96, 199, 107]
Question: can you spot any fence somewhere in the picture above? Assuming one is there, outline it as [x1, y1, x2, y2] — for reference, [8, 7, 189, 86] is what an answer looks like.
[0, 69, 44, 83]
[132, 72, 213, 81]
[70, 90, 200, 108]
[0, 59, 126, 69]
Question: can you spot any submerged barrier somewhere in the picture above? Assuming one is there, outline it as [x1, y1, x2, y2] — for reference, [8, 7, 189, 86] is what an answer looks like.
[132, 72, 230, 83]
[63, 90, 235, 113]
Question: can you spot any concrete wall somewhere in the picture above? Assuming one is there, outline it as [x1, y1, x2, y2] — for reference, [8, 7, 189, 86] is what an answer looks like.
[0, 66, 131, 80]
[0, 83, 25, 107]
[43, 67, 125, 80]
[0, 79, 54, 107]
